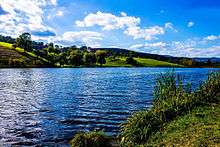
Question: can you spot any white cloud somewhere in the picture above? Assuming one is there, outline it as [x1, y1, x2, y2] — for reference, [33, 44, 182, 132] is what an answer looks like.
[56, 10, 64, 16]
[75, 11, 140, 30]
[75, 11, 176, 41]
[171, 40, 197, 50]
[50, 0, 57, 5]
[58, 31, 102, 41]
[120, 12, 127, 17]
[129, 42, 167, 50]
[165, 22, 177, 32]
[124, 26, 165, 40]
[129, 44, 145, 49]
[128, 39, 220, 58]
[145, 42, 167, 48]
[54, 31, 103, 47]
[0, 0, 56, 37]
[182, 46, 220, 58]
[187, 21, 194, 27]
[204, 35, 220, 41]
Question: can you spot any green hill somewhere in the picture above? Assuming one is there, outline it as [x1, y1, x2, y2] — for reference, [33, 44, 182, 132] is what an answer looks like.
[0, 42, 49, 67]
[0, 42, 182, 68]
[104, 57, 182, 67]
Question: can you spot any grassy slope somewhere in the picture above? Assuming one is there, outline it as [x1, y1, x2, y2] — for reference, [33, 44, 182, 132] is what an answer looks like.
[134, 57, 182, 67]
[0, 42, 48, 66]
[104, 57, 132, 67]
[104, 57, 182, 67]
[148, 103, 220, 146]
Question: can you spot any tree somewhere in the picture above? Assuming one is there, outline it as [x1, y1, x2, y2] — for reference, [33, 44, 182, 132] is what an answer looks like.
[47, 53, 55, 65]
[12, 43, 17, 49]
[16, 33, 32, 52]
[33, 49, 40, 59]
[84, 52, 97, 66]
[126, 56, 138, 66]
[68, 50, 83, 66]
[180, 58, 194, 67]
[96, 50, 107, 66]
[80, 46, 88, 51]
[59, 52, 68, 67]
[47, 43, 54, 53]
[48, 46, 54, 53]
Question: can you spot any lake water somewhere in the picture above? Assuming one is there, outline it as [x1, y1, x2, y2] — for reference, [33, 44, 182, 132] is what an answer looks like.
[0, 68, 219, 146]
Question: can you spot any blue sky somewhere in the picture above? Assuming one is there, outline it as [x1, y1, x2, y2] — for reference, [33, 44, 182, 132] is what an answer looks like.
[0, 0, 220, 57]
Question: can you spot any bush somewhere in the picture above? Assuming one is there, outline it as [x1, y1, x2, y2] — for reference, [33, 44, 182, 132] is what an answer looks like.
[126, 57, 138, 66]
[70, 131, 112, 147]
[120, 70, 220, 146]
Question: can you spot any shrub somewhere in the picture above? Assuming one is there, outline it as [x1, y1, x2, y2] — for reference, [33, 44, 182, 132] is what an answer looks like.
[120, 70, 220, 146]
[126, 57, 138, 66]
[70, 131, 112, 147]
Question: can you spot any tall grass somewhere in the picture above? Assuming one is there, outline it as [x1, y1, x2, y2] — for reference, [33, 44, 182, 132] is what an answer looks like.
[70, 131, 112, 147]
[120, 70, 220, 146]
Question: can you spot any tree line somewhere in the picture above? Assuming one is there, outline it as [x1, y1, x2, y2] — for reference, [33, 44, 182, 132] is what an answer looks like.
[1, 33, 217, 67]
[11, 33, 108, 67]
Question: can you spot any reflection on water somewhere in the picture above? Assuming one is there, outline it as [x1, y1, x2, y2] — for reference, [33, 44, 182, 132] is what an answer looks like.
[0, 68, 218, 146]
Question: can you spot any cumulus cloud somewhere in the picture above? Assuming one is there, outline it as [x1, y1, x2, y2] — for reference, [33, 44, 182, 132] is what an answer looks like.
[124, 26, 165, 40]
[204, 35, 220, 41]
[75, 11, 174, 41]
[75, 11, 140, 30]
[187, 21, 194, 27]
[0, 0, 56, 38]
[54, 31, 103, 47]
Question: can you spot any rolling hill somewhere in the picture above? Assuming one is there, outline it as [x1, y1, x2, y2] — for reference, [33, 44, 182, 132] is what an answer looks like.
[91, 47, 220, 66]
[0, 42, 49, 67]
[1, 41, 219, 68]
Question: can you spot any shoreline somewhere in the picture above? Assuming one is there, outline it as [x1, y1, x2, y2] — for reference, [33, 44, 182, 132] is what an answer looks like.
[0, 66, 219, 69]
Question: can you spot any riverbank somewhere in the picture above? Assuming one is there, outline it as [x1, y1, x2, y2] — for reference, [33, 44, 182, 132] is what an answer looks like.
[70, 71, 220, 147]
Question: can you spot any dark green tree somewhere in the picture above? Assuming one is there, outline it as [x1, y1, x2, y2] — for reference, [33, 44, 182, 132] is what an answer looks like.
[68, 50, 83, 66]
[16, 32, 32, 52]
[58, 52, 68, 67]
[84, 52, 97, 66]
[96, 50, 107, 66]
[126, 56, 138, 66]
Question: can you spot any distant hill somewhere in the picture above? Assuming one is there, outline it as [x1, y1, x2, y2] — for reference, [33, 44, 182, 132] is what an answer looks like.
[90, 47, 220, 66]
[0, 40, 219, 68]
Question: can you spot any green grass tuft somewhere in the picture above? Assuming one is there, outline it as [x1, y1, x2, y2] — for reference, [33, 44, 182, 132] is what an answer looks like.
[70, 131, 112, 147]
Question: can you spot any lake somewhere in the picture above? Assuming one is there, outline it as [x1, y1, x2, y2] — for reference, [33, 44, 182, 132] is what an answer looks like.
[0, 68, 219, 146]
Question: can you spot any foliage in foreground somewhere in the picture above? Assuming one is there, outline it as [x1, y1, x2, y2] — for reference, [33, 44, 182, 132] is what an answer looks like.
[69, 131, 112, 147]
[120, 70, 220, 146]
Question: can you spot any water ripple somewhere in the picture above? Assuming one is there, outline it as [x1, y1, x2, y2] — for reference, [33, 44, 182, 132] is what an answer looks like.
[0, 67, 218, 145]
